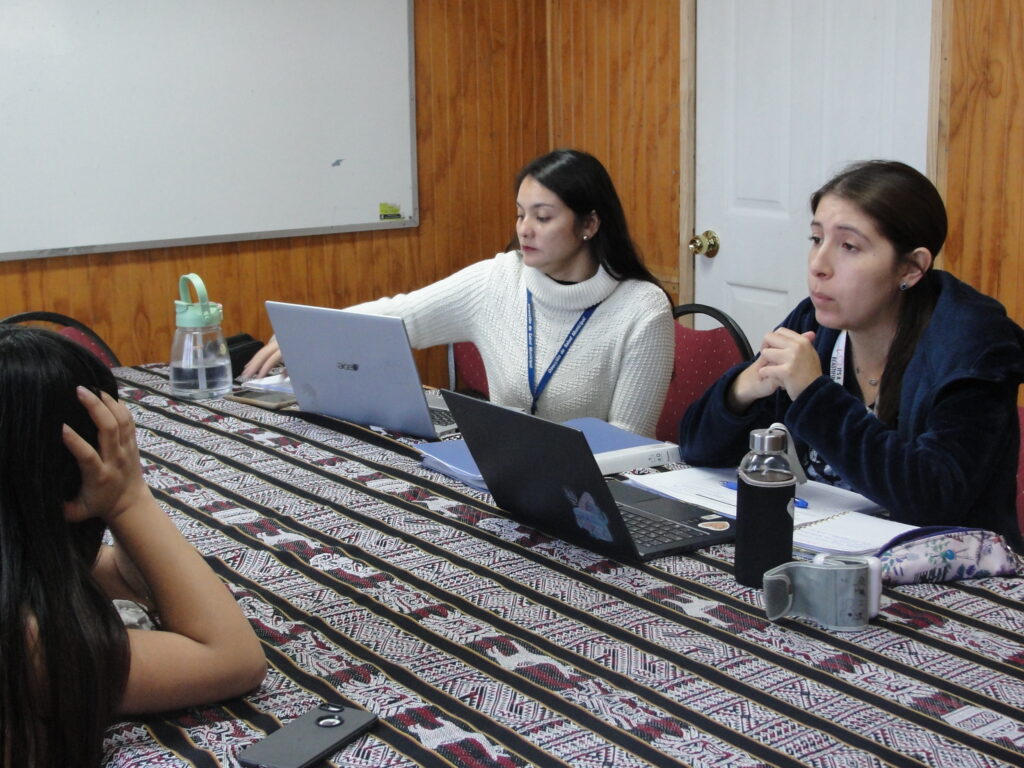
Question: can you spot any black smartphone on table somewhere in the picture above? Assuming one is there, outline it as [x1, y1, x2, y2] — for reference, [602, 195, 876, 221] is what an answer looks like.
[225, 388, 298, 410]
[237, 703, 378, 768]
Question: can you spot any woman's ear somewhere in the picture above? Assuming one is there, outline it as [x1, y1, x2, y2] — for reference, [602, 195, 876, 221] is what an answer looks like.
[581, 210, 600, 241]
[899, 247, 934, 290]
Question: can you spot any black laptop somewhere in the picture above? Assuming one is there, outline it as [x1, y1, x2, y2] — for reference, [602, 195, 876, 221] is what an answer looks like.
[441, 390, 734, 562]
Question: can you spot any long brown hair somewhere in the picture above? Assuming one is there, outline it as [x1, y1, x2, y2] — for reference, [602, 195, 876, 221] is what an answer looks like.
[811, 160, 947, 426]
[0, 327, 130, 767]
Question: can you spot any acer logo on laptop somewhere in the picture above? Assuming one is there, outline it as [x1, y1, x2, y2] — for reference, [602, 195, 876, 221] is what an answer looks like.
[336, 361, 360, 371]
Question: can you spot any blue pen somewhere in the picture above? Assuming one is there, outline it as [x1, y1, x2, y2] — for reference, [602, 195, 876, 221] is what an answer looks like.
[721, 480, 808, 508]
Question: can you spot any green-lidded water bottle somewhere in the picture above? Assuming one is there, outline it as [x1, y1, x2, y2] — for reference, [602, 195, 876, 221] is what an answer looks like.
[169, 273, 232, 399]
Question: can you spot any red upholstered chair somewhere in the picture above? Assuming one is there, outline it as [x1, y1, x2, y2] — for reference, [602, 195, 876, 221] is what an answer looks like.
[448, 341, 489, 398]
[655, 303, 753, 443]
[0, 311, 121, 368]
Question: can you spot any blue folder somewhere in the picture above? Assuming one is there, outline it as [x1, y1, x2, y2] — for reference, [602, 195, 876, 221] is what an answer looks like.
[419, 417, 659, 491]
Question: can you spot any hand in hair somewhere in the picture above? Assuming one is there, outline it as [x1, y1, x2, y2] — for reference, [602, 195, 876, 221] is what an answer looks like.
[63, 386, 266, 713]
[62, 388, 158, 606]
[61, 387, 151, 524]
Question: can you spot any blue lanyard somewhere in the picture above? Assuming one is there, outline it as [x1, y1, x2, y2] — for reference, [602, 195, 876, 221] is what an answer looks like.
[526, 289, 599, 415]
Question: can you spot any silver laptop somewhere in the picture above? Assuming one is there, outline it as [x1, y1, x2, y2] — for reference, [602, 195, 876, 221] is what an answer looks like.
[265, 301, 458, 440]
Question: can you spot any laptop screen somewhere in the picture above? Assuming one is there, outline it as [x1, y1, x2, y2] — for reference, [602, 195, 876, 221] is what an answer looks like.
[265, 301, 440, 439]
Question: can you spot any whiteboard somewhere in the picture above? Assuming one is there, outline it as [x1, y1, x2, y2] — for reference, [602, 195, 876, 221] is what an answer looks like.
[0, 0, 418, 261]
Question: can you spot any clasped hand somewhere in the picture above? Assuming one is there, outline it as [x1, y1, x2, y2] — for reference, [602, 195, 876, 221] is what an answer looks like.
[62, 386, 151, 524]
[733, 329, 820, 409]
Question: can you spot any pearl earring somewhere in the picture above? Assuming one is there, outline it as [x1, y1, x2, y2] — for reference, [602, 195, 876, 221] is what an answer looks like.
[899, 281, 909, 292]
[582, 234, 589, 241]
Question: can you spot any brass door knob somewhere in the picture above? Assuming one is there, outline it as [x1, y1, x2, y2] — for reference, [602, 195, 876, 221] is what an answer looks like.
[688, 230, 720, 257]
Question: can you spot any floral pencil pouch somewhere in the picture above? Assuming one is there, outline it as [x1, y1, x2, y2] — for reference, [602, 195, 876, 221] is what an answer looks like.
[876, 526, 1022, 586]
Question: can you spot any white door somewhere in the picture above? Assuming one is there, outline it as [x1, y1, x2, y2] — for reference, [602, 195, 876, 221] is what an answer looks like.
[693, 0, 933, 348]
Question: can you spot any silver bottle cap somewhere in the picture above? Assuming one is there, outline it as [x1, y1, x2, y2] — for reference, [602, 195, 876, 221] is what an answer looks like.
[749, 427, 787, 453]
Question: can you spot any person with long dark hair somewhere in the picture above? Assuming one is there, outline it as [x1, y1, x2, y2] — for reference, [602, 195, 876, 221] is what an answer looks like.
[679, 160, 1024, 548]
[1, 327, 265, 767]
[243, 149, 674, 436]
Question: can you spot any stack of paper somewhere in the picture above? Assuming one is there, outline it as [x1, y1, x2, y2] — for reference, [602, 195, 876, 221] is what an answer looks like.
[625, 466, 916, 555]
[240, 373, 294, 394]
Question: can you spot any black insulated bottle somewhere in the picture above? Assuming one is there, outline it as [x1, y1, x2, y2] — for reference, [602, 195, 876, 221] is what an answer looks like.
[734, 427, 796, 588]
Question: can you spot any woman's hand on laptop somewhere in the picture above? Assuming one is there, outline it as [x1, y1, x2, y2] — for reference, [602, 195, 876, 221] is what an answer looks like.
[240, 336, 283, 380]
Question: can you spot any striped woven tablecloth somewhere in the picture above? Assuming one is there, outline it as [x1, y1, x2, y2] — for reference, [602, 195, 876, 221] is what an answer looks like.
[104, 365, 1024, 768]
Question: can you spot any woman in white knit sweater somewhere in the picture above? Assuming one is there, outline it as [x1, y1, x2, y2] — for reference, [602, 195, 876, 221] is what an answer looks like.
[243, 149, 674, 436]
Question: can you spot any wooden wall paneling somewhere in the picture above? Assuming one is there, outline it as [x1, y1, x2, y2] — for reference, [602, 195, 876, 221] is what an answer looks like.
[194, 241, 246, 338]
[439, 0, 480, 269]
[90, 247, 176, 365]
[43, 258, 75, 316]
[636, 0, 680, 300]
[546, 0, 681, 302]
[366, 230, 394, 310]
[475, 0, 523, 256]
[368, 231, 396, 305]
[315, 235, 352, 312]
[467, 1, 547, 253]
[231, 236, 308, 345]
[382, 230, 416, 311]
[462, 0, 494, 261]
[81, 251, 123, 365]
[410, 0, 535, 276]
[944, 0, 1024, 325]
[0, 255, 65, 320]
[405, 0, 448, 307]
[232, 238, 264, 345]
[107, 248, 173, 365]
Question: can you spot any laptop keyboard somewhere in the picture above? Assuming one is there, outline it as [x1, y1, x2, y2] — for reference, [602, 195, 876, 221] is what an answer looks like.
[429, 407, 456, 427]
[618, 504, 701, 548]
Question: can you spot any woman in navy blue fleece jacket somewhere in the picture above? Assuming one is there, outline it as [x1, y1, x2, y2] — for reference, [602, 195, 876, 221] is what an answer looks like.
[680, 160, 1024, 550]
